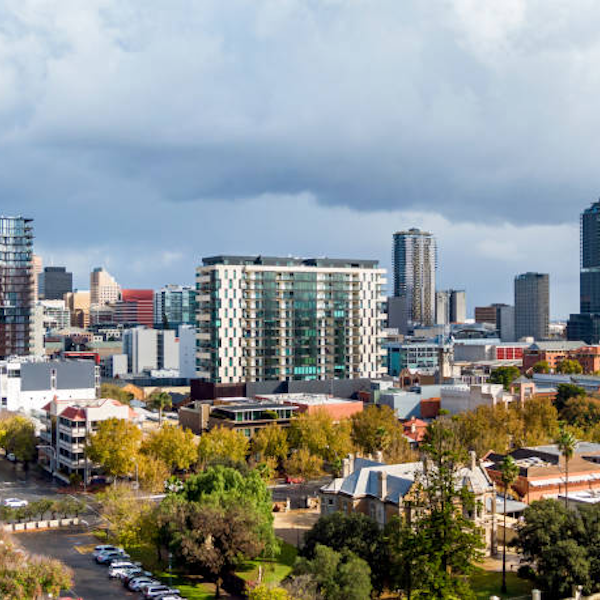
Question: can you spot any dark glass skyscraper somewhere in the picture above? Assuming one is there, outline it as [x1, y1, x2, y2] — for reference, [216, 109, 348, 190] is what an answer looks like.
[38, 266, 72, 300]
[0, 217, 33, 357]
[568, 200, 600, 343]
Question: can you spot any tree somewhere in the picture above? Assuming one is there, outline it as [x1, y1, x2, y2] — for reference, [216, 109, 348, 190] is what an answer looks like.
[488, 365, 521, 390]
[556, 359, 584, 375]
[4, 416, 36, 463]
[555, 383, 586, 413]
[561, 396, 600, 429]
[292, 544, 372, 600]
[170, 502, 263, 597]
[197, 426, 249, 468]
[288, 410, 353, 470]
[248, 584, 291, 600]
[301, 512, 388, 592]
[143, 423, 198, 471]
[100, 383, 134, 405]
[556, 428, 576, 507]
[284, 448, 323, 480]
[147, 390, 173, 426]
[532, 360, 550, 373]
[137, 454, 171, 493]
[351, 405, 404, 457]
[395, 418, 485, 599]
[252, 424, 289, 468]
[499, 455, 519, 593]
[85, 417, 142, 480]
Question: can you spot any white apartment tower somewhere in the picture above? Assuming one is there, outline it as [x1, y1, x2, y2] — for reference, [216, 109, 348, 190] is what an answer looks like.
[90, 267, 121, 305]
[392, 229, 436, 327]
[196, 256, 387, 383]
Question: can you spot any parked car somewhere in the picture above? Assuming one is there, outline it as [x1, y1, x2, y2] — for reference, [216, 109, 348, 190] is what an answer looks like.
[145, 586, 180, 599]
[3, 498, 28, 508]
[96, 550, 129, 564]
[285, 475, 304, 484]
[92, 545, 121, 558]
[121, 568, 152, 583]
[108, 561, 135, 577]
[6, 453, 16, 462]
[129, 577, 159, 592]
[154, 595, 183, 600]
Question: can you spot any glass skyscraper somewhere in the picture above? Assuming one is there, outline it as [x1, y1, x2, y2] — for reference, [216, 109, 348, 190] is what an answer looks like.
[0, 217, 34, 358]
[154, 285, 197, 329]
[568, 200, 600, 343]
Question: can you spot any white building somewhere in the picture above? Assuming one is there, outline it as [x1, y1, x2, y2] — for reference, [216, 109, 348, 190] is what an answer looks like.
[178, 324, 197, 379]
[441, 383, 513, 415]
[196, 256, 387, 383]
[122, 327, 179, 374]
[0, 358, 98, 413]
[39, 300, 71, 331]
[39, 396, 138, 483]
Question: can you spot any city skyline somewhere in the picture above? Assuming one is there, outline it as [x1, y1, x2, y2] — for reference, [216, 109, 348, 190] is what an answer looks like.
[3, 2, 595, 319]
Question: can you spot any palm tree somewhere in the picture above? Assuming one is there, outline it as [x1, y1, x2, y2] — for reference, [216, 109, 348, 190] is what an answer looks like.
[500, 455, 519, 594]
[147, 390, 172, 426]
[556, 429, 577, 508]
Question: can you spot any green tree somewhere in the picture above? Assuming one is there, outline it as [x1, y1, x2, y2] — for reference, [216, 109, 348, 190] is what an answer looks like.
[561, 396, 600, 429]
[301, 511, 388, 592]
[556, 428, 576, 507]
[555, 383, 586, 413]
[147, 390, 173, 426]
[499, 455, 520, 593]
[556, 359, 584, 374]
[85, 417, 142, 481]
[197, 426, 249, 468]
[351, 404, 406, 459]
[292, 544, 372, 600]
[136, 454, 171, 493]
[100, 383, 134, 405]
[400, 418, 485, 599]
[4, 416, 37, 464]
[248, 584, 291, 600]
[252, 423, 289, 468]
[488, 365, 521, 390]
[532, 360, 550, 373]
[143, 423, 198, 471]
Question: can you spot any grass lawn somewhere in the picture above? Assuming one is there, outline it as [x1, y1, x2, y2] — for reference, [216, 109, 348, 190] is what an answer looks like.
[471, 568, 533, 600]
[236, 541, 298, 585]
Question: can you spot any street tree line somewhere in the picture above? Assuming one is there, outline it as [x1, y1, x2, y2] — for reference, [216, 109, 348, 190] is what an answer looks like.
[0, 497, 84, 524]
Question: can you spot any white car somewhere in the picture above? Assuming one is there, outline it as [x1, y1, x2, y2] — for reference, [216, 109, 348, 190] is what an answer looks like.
[108, 561, 135, 577]
[6, 453, 16, 462]
[129, 578, 158, 592]
[3, 498, 28, 508]
[145, 586, 178, 599]
[93, 544, 120, 558]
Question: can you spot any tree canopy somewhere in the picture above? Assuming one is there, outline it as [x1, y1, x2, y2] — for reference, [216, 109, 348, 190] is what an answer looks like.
[142, 423, 198, 471]
[197, 426, 249, 468]
[556, 359, 584, 375]
[488, 365, 521, 390]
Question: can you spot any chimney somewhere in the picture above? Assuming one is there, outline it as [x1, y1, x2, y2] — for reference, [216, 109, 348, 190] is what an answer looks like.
[469, 450, 477, 471]
[342, 458, 351, 478]
[375, 450, 384, 463]
[378, 471, 388, 500]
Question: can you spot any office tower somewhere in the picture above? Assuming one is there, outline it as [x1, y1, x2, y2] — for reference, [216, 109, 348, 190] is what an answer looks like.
[122, 327, 179, 373]
[32, 254, 42, 299]
[0, 217, 34, 358]
[475, 303, 515, 342]
[90, 267, 120, 305]
[436, 289, 467, 325]
[196, 256, 386, 383]
[568, 200, 600, 342]
[392, 229, 436, 328]
[114, 289, 154, 327]
[154, 285, 197, 329]
[64, 291, 91, 328]
[38, 266, 73, 300]
[514, 273, 549, 340]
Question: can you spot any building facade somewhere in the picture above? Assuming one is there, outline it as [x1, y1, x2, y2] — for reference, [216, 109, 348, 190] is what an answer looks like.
[0, 217, 34, 358]
[387, 341, 441, 375]
[392, 229, 436, 328]
[568, 201, 600, 343]
[514, 273, 549, 341]
[196, 256, 386, 383]
[40, 300, 71, 331]
[64, 291, 91, 328]
[90, 267, 120, 305]
[436, 289, 466, 324]
[154, 285, 196, 329]
[114, 289, 154, 327]
[38, 267, 72, 301]
[475, 304, 515, 342]
[122, 327, 179, 374]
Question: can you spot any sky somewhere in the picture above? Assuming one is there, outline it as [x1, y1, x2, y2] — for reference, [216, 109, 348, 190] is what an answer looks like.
[1, 0, 596, 319]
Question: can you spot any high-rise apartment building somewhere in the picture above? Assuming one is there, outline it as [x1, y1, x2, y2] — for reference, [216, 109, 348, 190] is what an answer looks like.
[39, 266, 73, 300]
[114, 289, 154, 327]
[568, 201, 600, 343]
[90, 267, 120, 305]
[196, 256, 386, 383]
[392, 229, 436, 328]
[514, 273, 549, 340]
[154, 285, 197, 329]
[0, 217, 34, 358]
[435, 289, 466, 325]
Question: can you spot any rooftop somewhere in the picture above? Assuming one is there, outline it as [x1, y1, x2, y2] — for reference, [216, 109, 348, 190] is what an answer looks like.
[201, 255, 379, 269]
[256, 393, 357, 406]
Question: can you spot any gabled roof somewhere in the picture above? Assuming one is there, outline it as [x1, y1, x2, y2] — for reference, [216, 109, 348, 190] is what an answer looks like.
[60, 407, 86, 421]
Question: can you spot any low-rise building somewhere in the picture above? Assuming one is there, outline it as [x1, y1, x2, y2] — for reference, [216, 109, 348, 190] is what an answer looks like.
[441, 383, 513, 415]
[39, 397, 138, 484]
[522, 341, 588, 372]
[0, 357, 98, 413]
[254, 393, 363, 420]
[320, 454, 496, 554]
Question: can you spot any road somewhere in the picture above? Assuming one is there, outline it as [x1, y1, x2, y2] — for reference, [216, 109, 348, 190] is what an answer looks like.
[0, 457, 62, 505]
[17, 528, 135, 599]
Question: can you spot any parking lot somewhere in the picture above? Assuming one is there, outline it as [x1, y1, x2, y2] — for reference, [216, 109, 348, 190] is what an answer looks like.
[17, 528, 135, 599]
